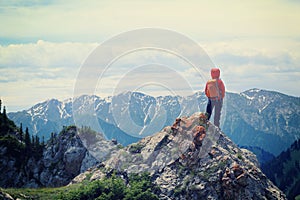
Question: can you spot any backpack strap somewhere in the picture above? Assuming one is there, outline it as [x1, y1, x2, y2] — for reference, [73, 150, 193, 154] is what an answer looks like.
[215, 78, 221, 100]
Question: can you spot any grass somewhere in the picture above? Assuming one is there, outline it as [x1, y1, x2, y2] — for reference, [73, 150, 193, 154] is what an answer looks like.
[2, 183, 82, 200]
[1, 172, 159, 200]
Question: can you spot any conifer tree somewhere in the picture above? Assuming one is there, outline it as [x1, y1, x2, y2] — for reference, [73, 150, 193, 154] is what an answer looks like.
[50, 132, 54, 143]
[19, 123, 24, 141]
[32, 135, 35, 146]
[24, 127, 32, 157]
[42, 136, 45, 147]
[3, 106, 7, 120]
[24, 127, 31, 147]
[0, 99, 2, 113]
[35, 135, 40, 147]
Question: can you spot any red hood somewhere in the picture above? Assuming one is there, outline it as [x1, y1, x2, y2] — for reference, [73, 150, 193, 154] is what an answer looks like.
[211, 68, 220, 79]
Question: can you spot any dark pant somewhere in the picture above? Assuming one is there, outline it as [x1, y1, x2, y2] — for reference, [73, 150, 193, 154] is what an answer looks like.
[206, 99, 223, 127]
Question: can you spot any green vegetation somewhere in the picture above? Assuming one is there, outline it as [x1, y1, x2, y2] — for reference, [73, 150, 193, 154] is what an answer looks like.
[60, 125, 77, 137]
[218, 160, 227, 169]
[173, 185, 185, 197]
[237, 152, 244, 161]
[262, 139, 300, 199]
[0, 101, 17, 136]
[0, 101, 44, 163]
[129, 143, 145, 154]
[3, 172, 159, 200]
[0, 134, 25, 157]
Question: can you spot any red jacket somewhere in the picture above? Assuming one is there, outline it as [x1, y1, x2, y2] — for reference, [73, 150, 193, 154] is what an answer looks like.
[205, 68, 225, 99]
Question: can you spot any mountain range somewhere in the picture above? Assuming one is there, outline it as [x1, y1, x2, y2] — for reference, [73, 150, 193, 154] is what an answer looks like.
[0, 112, 287, 199]
[8, 89, 300, 156]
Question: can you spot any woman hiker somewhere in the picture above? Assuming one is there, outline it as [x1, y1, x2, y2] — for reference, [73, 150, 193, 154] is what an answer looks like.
[205, 68, 225, 128]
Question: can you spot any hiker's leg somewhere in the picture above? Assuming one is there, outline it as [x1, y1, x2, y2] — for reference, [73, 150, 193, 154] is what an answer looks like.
[214, 100, 223, 127]
[206, 99, 212, 120]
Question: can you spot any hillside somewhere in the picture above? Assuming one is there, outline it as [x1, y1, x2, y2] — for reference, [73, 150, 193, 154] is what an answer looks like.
[223, 89, 300, 156]
[0, 124, 119, 188]
[0, 112, 286, 199]
[262, 139, 300, 200]
[239, 146, 275, 165]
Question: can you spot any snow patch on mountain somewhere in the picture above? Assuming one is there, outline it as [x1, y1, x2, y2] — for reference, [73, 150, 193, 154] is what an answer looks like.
[8, 89, 300, 156]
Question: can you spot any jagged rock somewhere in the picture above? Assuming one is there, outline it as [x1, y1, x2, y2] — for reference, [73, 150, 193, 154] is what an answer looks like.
[74, 113, 286, 199]
[0, 126, 119, 188]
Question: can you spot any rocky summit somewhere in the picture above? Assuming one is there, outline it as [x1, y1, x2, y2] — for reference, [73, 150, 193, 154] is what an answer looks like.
[71, 113, 286, 200]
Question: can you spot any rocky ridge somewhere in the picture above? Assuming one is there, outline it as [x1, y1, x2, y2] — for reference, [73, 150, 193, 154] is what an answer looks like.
[71, 113, 286, 199]
[0, 126, 119, 188]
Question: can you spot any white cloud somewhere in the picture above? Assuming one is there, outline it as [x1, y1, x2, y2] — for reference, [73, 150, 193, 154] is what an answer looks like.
[1, 0, 300, 111]
[202, 38, 300, 95]
[0, 40, 97, 68]
[0, 41, 97, 111]
[1, 0, 300, 42]
[1, 37, 300, 112]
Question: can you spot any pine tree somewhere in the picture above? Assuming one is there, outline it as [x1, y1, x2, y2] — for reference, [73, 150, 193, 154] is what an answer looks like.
[32, 135, 35, 147]
[24, 127, 32, 157]
[0, 106, 8, 135]
[35, 135, 40, 147]
[24, 127, 31, 147]
[42, 136, 45, 147]
[0, 99, 2, 113]
[50, 132, 54, 144]
[19, 123, 24, 141]
[3, 106, 7, 120]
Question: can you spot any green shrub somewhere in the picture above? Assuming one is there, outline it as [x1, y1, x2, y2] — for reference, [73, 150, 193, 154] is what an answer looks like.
[0, 135, 25, 164]
[237, 153, 244, 160]
[129, 143, 145, 154]
[57, 172, 158, 200]
[4, 171, 159, 200]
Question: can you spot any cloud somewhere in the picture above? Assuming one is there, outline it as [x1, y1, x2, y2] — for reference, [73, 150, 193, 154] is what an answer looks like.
[201, 38, 300, 95]
[1, 37, 300, 113]
[1, 0, 300, 111]
[0, 40, 97, 68]
[1, 0, 300, 43]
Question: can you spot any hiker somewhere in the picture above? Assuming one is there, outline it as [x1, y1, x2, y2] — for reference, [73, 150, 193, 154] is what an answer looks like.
[205, 68, 225, 128]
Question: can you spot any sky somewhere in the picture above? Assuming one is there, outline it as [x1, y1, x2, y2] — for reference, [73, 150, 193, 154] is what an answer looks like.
[0, 0, 300, 112]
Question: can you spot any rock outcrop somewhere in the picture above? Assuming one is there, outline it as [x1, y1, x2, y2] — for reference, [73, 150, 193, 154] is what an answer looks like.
[0, 126, 119, 188]
[72, 113, 286, 199]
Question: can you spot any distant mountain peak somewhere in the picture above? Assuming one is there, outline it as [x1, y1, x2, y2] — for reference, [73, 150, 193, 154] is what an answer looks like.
[8, 89, 300, 156]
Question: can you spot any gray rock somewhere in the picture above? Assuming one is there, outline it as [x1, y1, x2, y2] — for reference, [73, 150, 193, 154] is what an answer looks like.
[99, 113, 287, 199]
[0, 126, 118, 188]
